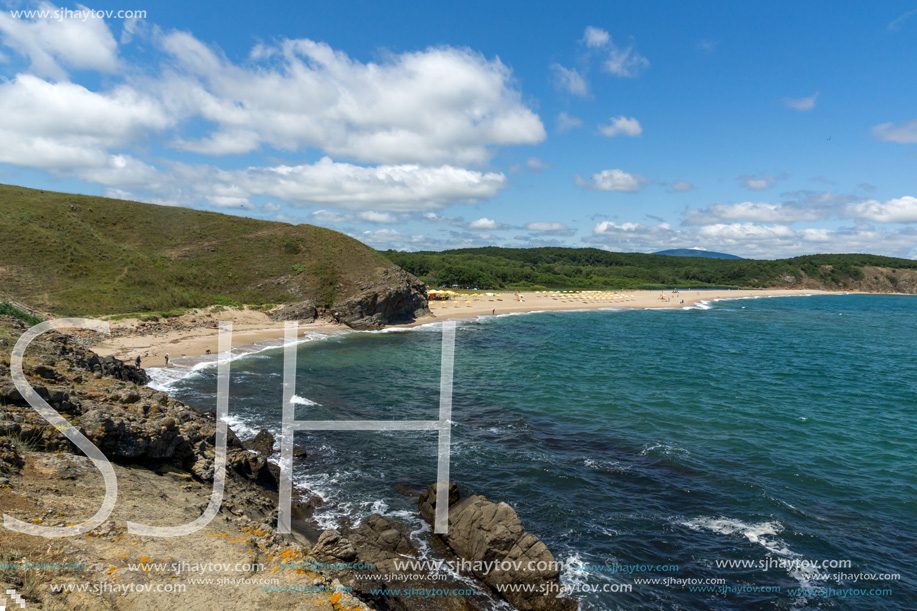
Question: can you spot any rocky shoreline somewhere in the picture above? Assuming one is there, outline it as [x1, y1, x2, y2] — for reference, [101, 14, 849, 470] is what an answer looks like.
[0, 314, 576, 611]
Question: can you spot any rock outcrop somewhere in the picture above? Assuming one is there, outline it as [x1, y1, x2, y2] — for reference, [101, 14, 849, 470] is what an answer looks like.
[420, 483, 578, 611]
[244, 429, 277, 455]
[313, 513, 480, 611]
[270, 300, 317, 323]
[334, 267, 430, 330]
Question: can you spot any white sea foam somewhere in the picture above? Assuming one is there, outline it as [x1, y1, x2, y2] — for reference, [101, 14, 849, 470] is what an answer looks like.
[290, 394, 319, 406]
[145, 329, 346, 391]
[639, 442, 690, 457]
[224, 413, 261, 441]
[681, 516, 822, 587]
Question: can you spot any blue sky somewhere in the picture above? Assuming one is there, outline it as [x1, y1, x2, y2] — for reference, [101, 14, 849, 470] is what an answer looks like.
[1, 0, 916, 258]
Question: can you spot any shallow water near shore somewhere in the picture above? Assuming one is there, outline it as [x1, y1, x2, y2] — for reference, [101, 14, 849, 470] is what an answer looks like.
[157, 294, 917, 610]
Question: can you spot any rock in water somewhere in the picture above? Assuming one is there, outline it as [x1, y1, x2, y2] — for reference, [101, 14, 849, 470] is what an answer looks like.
[419, 483, 578, 611]
[244, 429, 277, 455]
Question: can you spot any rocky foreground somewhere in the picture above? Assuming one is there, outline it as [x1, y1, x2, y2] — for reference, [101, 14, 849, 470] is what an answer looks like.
[0, 315, 576, 611]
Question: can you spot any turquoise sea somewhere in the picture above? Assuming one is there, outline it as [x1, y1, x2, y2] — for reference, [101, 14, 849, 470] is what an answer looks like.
[154, 295, 917, 610]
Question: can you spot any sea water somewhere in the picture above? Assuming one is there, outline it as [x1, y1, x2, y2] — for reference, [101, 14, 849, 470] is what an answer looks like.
[154, 295, 917, 610]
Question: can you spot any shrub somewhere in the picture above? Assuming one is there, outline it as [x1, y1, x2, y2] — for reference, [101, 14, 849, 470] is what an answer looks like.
[0, 302, 42, 326]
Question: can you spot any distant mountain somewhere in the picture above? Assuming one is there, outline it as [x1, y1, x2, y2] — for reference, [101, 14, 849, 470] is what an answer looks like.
[652, 248, 743, 260]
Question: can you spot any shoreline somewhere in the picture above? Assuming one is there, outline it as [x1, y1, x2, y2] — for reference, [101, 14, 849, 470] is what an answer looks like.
[91, 288, 852, 367]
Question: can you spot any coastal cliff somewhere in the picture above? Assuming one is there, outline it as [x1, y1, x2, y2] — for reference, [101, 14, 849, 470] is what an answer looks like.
[0, 183, 430, 326]
[0, 315, 573, 610]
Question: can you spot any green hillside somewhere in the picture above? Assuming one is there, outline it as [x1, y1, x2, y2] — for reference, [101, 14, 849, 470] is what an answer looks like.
[0, 184, 397, 316]
[385, 246, 917, 292]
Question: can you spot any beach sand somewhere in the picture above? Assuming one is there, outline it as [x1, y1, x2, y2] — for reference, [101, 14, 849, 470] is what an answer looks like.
[91, 288, 837, 366]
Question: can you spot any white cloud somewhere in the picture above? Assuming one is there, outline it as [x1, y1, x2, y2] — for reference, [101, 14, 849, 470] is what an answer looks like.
[469, 217, 500, 230]
[557, 111, 583, 133]
[0, 74, 170, 171]
[359, 228, 425, 246]
[672, 180, 695, 192]
[359, 211, 398, 223]
[577, 169, 648, 192]
[263, 202, 282, 212]
[158, 33, 545, 164]
[179, 157, 507, 212]
[603, 41, 649, 78]
[684, 201, 829, 225]
[311, 209, 350, 223]
[585, 219, 917, 259]
[871, 119, 917, 143]
[582, 26, 610, 48]
[550, 63, 589, 97]
[310, 209, 398, 224]
[782, 92, 819, 111]
[525, 222, 573, 235]
[525, 157, 550, 171]
[598, 116, 642, 137]
[739, 174, 781, 190]
[846, 196, 917, 223]
[172, 130, 262, 155]
[0, 2, 120, 78]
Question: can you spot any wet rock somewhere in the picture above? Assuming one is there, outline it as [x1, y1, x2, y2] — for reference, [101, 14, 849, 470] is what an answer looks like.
[311, 528, 357, 562]
[419, 483, 578, 611]
[244, 429, 276, 455]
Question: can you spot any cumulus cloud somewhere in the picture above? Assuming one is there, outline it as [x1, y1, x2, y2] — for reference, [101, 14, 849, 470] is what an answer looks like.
[550, 63, 589, 96]
[782, 92, 819, 111]
[845, 196, 917, 224]
[871, 119, 917, 143]
[577, 169, 648, 192]
[525, 222, 574, 235]
[524, 157, 551, 172]
[739, 174, 782, 190]
[583, 218, 917, 259]
[582, 26, 610, 48]
[0, 2, 120, 78]
[310, 209, 398, 224]
[0, 74, 170, 171]
[576, 26, 649, 78]
[672, 180, 695, 192]
[603, 43, 650, 78]
[598, 116, 642, 137]
[557, 112, 583, 133]
[683, 201, 831, 225]
[469, 217, 503, 230]
[157, 33, 545, 164]
[179, 157, 508, 211]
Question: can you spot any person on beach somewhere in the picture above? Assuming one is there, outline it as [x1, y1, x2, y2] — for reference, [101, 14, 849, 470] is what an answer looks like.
[164, 353, 169, 366]
[134, 356, 141, 369]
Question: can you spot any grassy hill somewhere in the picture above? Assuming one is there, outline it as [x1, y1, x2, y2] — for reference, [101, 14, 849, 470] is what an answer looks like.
[385, 246, 917, 293]
[0, 184, 399, 316]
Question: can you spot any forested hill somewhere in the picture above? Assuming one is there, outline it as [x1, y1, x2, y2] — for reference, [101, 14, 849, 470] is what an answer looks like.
[385, 247, 917, 293]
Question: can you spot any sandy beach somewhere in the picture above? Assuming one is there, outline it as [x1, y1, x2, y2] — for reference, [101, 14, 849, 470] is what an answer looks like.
[90, 288, 838, 366]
